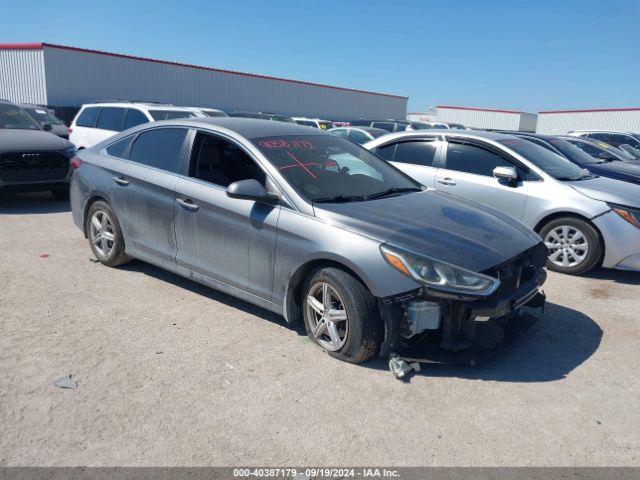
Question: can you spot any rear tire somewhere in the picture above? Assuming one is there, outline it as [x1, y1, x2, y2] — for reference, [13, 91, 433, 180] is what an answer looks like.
[539, 217, 601, 275]
[302, 267, 383, 364]
[85, 200, 130, 267]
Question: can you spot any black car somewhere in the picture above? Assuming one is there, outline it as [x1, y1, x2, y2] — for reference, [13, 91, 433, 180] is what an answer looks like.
[510, 132, 640, 186]
[561, 136, 640, 162]
[0, 100, 76, 199]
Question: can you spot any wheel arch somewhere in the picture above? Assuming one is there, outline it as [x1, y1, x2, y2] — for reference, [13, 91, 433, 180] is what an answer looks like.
[283, 258, 372, 325]
[82, 194, 110, 238]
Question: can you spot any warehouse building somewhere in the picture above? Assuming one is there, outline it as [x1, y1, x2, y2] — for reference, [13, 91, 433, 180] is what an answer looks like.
[435, 105, 537, 132]
[536, 108, 640, 134]
[0, 43, 408, 122]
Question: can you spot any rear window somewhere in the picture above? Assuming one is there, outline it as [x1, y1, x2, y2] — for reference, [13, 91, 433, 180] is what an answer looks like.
[75, 107, 100, 127]
[148, 110, 196, 121]
[96, 107, 126, 132]
[124, 109, 149, 129]
[128, 128, 187, 173]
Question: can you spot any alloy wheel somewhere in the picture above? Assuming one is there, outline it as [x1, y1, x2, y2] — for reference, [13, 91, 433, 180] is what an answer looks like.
[89, 210, 116, 258]
[544, 225, 589, 268]
[305, 282, 349, 352]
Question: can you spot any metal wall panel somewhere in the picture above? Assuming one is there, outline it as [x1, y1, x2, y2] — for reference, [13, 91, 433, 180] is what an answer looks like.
[436, 107, 522, 131]
[0, 49, 47, 104]
[42, 46, 407, 120]
[537, 110, 640, 134]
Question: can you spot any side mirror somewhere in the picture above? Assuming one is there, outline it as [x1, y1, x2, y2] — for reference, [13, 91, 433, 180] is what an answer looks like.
[493, 166, 518, 181]
[226, 179, 279, 204]
[42, 123, 53, 132]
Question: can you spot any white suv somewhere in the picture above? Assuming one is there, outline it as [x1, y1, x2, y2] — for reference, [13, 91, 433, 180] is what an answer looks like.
[292, 117, 334, 130]
[69, 102, 202, 148]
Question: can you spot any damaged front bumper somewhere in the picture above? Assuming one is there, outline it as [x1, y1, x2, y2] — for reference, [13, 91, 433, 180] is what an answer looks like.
[378, 265, 547, 366]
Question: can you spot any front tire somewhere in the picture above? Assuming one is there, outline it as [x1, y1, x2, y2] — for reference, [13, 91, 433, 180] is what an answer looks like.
[302, 267, 382, 364]
[85, 200, 130, 267]
[539, 217, 602, 275]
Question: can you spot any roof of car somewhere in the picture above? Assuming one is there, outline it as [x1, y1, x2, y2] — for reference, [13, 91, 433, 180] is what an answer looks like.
[156, 117, 329, 138]
[374, 129, 519, 143]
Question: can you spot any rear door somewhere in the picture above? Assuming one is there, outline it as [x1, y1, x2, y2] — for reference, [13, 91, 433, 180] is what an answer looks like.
[436, 139, 529, 221]
[106, 127, 189, 264]
[173, 130, 280, 301]
[373, 138, 442, 188]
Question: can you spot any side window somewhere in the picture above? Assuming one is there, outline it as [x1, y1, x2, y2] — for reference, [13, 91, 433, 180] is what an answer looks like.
[331, 129, 349, 138]
[588, 133, 608, 141]
[96, 107, 126, 132]
[128, 128, 187, 173]
[393, 141, 438, 167]
[371, 122, 395, 132]
[373, 143, 397, 161]
[444, 142, 512, 176]
[610, 134, 631, 146]
[349, 129, 371, 144]
[190, 132, 265, 188]
[124, 109, 149, 129]
[75, 107, 100, 127]
[105, 135, 135, 158]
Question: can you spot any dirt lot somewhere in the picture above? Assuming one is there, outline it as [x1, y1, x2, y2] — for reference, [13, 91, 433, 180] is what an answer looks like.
[1, 192, 639, 467]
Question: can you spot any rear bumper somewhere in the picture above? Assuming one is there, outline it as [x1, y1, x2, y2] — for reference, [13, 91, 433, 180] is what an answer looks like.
[594, 210, 640, 271]
[0, 180, 69, 193]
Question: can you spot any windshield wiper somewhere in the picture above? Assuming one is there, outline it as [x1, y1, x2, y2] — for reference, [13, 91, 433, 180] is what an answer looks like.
[364, 187, 423, 200]
[313, 195, 368, 203]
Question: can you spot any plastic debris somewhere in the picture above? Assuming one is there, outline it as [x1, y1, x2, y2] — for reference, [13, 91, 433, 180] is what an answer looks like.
[53, 374, 78, 389]
[388, 354, 420, 380]
[88, 257, 99, 263]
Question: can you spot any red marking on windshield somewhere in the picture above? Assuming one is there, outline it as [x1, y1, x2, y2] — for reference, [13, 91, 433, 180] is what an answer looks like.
[258, 139, 314, 150]
[285, 151, 317, 179]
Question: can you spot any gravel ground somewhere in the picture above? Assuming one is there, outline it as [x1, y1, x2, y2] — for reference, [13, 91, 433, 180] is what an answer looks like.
[1, 192, 639, 467]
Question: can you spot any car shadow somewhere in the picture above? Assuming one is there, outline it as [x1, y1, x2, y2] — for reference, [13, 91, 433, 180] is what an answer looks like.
[119, 260, 306, 336]
[582, 266, 640, 286]
[364, 302, 602, 383]
[0, 192, 70, 214]
[116, 260, 602, 382]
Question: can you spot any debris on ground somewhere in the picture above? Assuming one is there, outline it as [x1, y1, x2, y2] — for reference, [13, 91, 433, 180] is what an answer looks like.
[388, 354, 420, 381]
[40, 254, 50, 258]
[88, 257, 99, 263]
[53, 374, 78, 389]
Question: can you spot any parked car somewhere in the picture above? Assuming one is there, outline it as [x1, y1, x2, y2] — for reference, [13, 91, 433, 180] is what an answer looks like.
[70, 118, 547, 364]
[328, 126, 389, 144]
[418, 122, 470, 130]
[69, 102, 199, 148]
[229, 111, 295, 123]
[351, 119, 432, 132]
[568, 130, 640, 149]
[19, 103, 69, 139]
[619, 143, 640, 159]
[292, 117, 333, 129]
[364, 130, 640, 275]
[561, 136, 639, 162]
[184, 107, 228, 118]
[0, 100, 76, 199]
[509, 133, 640, 185]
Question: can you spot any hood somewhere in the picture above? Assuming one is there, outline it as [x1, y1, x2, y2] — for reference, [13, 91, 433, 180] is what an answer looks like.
[587, 162, 640, 185]
[0, 129, 74, 152]
[566, 176, 640, 208]
[314, 190, 542, 272]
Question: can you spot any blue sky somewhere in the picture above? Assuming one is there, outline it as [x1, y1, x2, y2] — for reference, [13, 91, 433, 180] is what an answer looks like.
[3, 0, 639, 112]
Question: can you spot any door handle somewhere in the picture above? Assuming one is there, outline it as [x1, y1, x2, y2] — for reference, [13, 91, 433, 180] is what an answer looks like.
[437, 177, 457, 186]
[177, 198, 199, 211]
[113, 176, 130, 186]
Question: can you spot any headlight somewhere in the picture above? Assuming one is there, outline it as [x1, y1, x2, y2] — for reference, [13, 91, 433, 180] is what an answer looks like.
[609, 203, 640, 229]
[380, 244, 500, 296]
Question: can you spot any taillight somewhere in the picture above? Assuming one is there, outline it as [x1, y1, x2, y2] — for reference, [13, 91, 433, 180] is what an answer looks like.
[68, 127, 73, 133]
[70, 157, 83, 170]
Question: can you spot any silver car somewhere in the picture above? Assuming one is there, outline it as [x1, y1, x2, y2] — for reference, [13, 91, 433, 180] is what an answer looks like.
[364, 130, 640, 275]
[70, 118, 547, 364]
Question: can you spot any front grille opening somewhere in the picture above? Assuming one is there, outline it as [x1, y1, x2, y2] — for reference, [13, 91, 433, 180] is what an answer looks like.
[0, 152, 69, 182]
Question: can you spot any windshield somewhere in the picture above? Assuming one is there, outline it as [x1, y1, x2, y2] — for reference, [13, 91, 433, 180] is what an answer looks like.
[499, 138, 590, 180]
[546, 138, 601, 165]
[149, 110, 197, 120]
[253, 134, 422, 202]
[24, 107, 64, 125]
[0, 104, 41, 130]
[619, 144, 640, 157]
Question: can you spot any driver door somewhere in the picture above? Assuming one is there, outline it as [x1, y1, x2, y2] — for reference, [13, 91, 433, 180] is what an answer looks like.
[173, 131, 280, 301]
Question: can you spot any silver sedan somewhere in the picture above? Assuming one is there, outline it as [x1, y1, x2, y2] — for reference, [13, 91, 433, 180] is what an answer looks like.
[364, 130, 640, 275]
